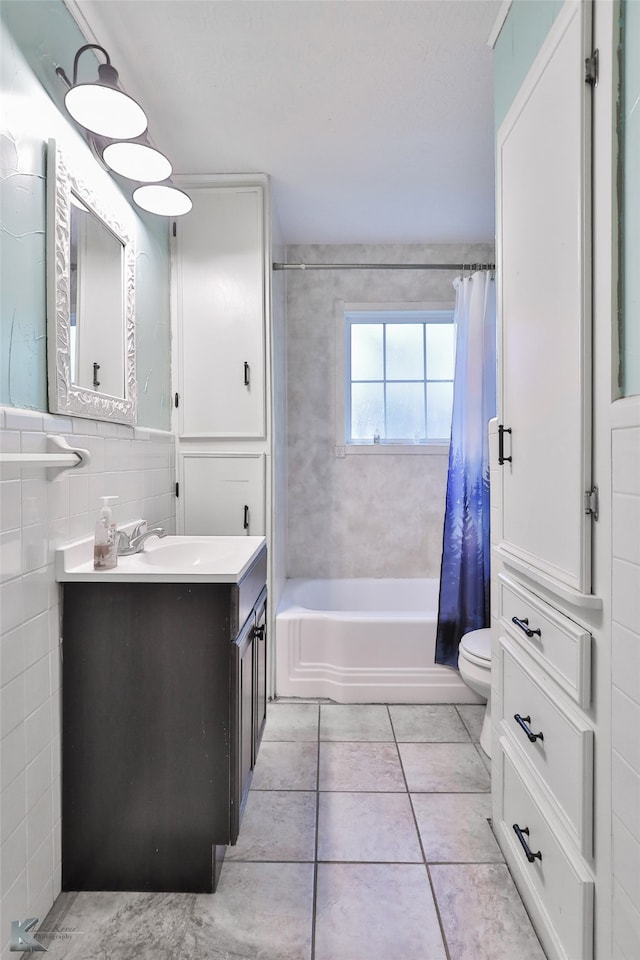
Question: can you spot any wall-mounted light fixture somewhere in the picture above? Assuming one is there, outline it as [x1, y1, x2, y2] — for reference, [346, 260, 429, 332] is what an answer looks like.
[56, 44, 191, 217]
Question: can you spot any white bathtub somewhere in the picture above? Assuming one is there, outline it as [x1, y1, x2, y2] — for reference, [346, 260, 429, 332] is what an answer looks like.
[275, 578, 483, 704]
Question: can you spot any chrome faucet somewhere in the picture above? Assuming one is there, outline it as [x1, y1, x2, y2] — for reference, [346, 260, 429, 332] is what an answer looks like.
[117, 523, 167, 555]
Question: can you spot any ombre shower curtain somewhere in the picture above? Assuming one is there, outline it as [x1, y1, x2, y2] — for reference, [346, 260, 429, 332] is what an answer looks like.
[435, 271, 496, 668]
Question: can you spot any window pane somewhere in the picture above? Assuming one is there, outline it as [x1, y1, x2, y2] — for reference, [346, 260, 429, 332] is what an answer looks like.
[351, 382, 385, 440]
[426, 382, 454, 439]
[351, 324, 383, 380]
[386, 324, 424, 380]
[426, 323, 456, 380]
[386, 382, 425, 440]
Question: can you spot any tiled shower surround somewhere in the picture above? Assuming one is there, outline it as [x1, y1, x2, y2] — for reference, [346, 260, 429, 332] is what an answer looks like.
[0, 406, 175, 960]
[286, 242, 494, 579]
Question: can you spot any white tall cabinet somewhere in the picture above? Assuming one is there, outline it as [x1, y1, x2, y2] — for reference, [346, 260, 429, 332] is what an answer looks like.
[492, 3, 612, 960]
[172, 177, 271, 539]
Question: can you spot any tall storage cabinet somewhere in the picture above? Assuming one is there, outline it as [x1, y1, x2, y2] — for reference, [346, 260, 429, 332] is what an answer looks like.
[172, 176, 272, 539]
[175, 186, 266, 440]
[491, 4, 611, 960]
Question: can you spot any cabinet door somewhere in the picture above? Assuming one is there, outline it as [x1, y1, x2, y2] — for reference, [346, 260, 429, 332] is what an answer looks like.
[181, 453, 265, 536]
[175, 186, 265, 438]
[253, 591, 267, 759]
[496, 1, 592, 594]
[231, 619, 254, 845]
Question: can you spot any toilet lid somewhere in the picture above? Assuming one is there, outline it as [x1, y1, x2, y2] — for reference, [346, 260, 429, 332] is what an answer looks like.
[459, 628, 491, 662]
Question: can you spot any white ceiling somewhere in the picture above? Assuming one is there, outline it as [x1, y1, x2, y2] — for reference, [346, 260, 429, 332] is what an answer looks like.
[66, 0, 501, 245]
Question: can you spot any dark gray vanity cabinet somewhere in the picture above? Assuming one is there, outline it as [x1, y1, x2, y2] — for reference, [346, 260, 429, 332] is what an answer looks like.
[61, 549, 267, 894]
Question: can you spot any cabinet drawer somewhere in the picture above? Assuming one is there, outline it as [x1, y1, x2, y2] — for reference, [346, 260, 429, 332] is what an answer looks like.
[499, 638, 593, 857]
[498, 574, 591, 707]
[497, 740, 593, 960]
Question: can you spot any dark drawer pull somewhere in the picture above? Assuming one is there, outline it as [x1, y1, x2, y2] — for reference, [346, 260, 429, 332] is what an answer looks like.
[512, 616, 541, 638]
[244, 361, 250, 386]
[513, 824, 542, 863]
[514, 713, 544, 743]
[243, 505, 250, 530]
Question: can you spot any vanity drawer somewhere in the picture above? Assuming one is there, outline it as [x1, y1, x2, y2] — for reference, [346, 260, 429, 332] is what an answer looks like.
[498, 574, 591, 707]
[497, 739, 593, 960]
[499, 638, 593, 857]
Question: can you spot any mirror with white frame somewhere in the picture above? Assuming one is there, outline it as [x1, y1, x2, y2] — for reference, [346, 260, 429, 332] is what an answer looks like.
[47, 138, 136, 424]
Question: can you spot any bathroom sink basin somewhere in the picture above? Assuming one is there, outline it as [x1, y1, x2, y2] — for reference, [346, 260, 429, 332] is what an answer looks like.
[138, 537, 250, 570]
[56, 531, 266, 584]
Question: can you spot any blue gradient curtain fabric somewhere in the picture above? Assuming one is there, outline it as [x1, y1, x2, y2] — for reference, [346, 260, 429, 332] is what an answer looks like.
[435, 271, 496, 668]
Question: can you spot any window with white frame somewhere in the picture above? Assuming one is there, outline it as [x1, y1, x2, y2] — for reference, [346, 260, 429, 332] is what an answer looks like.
[345, 308, 456, 444]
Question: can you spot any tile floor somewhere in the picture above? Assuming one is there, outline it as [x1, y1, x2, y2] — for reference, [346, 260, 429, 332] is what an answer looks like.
[37, 702, 547, 960]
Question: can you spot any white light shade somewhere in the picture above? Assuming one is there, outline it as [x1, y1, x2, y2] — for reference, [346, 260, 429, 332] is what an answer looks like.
[133, 185, 193, 217]
[103, 142, 172, 182]
[65, 84, 147, 139]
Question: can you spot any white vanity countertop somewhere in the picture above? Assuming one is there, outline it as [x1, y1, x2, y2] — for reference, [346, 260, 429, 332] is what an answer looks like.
[56, 534, 267, 584]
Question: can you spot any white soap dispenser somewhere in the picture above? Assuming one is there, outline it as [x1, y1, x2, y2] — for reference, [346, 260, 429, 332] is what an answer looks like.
[94, 496, 118, 570]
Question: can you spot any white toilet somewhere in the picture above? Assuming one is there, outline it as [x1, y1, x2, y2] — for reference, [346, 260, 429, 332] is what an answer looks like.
[458, 627, 492, 757]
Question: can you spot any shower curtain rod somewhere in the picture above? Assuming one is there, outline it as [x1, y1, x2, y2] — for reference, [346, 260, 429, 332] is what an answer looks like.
[272, 261, 495, 272]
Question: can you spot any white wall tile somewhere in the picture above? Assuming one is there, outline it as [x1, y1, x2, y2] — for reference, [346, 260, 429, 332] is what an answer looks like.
[612, 558, 640, 635]
[0, 772, 25, 845]
[0, 529, 22, 583]
[613, 688, 640, 776]
[612, 622, 640, 706]
[613, 815, 640, 913]
[0, 410, 177, 933]
[1, 821, 26, 896]
[4, 410, 43, 432]
[0, 625, 25, 689]
[20, 432, 47, 454]
[0, 481, 21, 532]
[45, 477, 69, 522]
[25, 704, 50, 767]
[613, 879, 640, 960]
[22, 479, 48, 526]
[71, 417, 98, 435]
[0, 676, 24, 738]
[25, 745, 51, 813]
[612, 426, 640, 495]
[613, 493, 640, 565]
[22, 614, 48, 671]
[67, 473, 89, 516]
[0, 578, 24, 635]
[21, 567, 49, 623]
[26, 789, 52, 864]
[26, 833, 53, 904]
[612, 752, 640, 843]
[21, 526, 48, 575]
[24, 656, 49, 718]
[0, 871, 27, 960]
[1, 724, 25, 792]
[612, 412, 640, 957]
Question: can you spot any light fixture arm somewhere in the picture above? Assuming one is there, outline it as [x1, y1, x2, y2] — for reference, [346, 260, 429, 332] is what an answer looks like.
[72, 43, 119, 87]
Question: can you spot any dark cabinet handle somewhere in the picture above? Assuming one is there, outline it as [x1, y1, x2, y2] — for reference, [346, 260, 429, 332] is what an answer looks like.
[513, 824, 542, 863]
[243, 505, 249, 530]
[244, 362, 250, 386]
[93, 362, 101, 388]
[514, 713, 544, 743]
[512, 616, 541, 639]
[498, 423, 512, 464]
